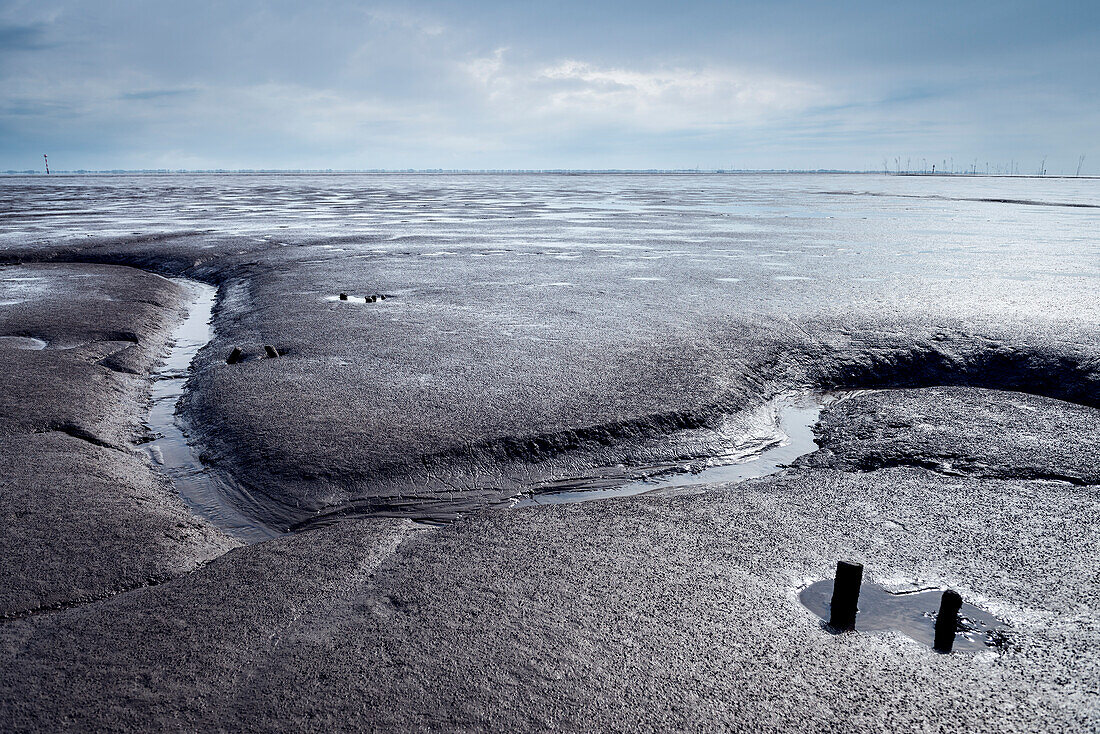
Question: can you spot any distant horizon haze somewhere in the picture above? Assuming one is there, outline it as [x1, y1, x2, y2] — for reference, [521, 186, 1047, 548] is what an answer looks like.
[5, 168, 1098, 178]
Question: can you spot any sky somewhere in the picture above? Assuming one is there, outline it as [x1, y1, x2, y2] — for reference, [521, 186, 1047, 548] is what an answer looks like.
[1, 0, 1097, 172]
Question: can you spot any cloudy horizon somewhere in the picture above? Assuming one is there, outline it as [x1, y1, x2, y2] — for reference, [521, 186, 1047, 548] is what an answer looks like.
[1, 0, 1097, 173]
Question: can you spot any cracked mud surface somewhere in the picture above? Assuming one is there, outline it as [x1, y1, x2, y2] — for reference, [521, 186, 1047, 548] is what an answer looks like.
[1, 173, 1098, 731]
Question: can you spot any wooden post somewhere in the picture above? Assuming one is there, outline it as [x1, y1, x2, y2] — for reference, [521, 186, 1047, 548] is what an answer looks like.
[829, 561, 863, 631]
[933, 590, 963, 653]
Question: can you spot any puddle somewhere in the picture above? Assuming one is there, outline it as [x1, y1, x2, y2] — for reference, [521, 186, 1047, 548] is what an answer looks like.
[140, 279, 282, 543]
[0, 336, 47, 350]
[514, 392, 826, 507]
[799, 578, 1011, 652]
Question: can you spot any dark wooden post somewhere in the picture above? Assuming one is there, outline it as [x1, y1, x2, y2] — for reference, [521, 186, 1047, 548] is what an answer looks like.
[933, 590, 963, 652]
[829, 561, 863, 630]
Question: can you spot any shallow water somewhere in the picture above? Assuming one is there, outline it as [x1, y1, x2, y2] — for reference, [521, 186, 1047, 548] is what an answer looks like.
[799, 578, 1011, 652]
[141, 279, 282, 543]
[3, 173, 1095, 333]
[0, 336, 47, 349]
[514, 392, 827, 507]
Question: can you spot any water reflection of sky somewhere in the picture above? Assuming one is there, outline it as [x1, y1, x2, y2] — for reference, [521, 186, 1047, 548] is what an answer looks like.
[1, 173, 1096, 321]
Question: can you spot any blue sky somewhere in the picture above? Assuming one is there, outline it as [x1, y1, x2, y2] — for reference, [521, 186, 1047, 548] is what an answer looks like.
[1, 0, 1097, 171]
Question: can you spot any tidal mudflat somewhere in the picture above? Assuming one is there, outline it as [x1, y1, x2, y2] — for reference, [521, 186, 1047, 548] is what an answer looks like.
[1, 173, 1098, 731]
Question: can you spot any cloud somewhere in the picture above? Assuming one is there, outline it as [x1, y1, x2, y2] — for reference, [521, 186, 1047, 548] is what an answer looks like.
[0, 0, 1097, 170]
[463, 51, 830, 133]
[120, 89, 197, 101]
[0, 22, 50, 51]
[537, 60, 826, 126]
[362, 7, 446, 37]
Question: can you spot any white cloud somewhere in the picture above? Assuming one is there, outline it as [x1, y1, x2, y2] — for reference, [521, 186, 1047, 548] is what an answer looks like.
[362, 7, 446, 37]
[463, 51, 830, 132]
[464, 47, 508, 88]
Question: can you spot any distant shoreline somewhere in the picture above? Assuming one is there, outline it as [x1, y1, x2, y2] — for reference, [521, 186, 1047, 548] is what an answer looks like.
[3, 169, 1098, 178]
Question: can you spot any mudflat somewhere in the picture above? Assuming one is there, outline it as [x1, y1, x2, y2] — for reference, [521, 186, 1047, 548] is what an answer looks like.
[0, 173, 1097, 731]
[0, 263, 236, 619]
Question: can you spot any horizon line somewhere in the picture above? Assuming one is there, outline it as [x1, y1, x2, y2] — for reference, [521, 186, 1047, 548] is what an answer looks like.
[3, 168, 1095, 178]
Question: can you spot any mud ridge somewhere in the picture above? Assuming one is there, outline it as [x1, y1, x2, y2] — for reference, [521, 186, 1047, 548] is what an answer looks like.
[848, 454, 1096, 487]
[819, 190, 1100, 209]
[819, 343, 1098, 408]
[35, 422, 128, 453]
[0, 243, 244, 285]
[0, 575, 172, 625]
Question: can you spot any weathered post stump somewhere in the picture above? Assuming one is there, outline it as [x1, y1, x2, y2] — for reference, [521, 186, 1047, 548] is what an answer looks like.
[829, 560, 863, 631]
[934, 590, 963, 652]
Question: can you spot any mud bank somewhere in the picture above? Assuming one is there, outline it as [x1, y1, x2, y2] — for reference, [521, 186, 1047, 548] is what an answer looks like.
[0, 263, 236, 619]
[128, 272, 835, 535]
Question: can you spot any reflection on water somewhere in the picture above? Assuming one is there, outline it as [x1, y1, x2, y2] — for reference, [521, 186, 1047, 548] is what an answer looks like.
[140, 278, 282, 544]
[799, 578, 1012, 652]
[515, 392, 827, 507]
[0, 335, 47, 349]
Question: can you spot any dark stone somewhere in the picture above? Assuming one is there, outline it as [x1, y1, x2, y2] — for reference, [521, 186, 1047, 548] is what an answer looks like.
[226, 347, 244, 365]
[263, 345, 280, 359]
[338, 293, 348, 301]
